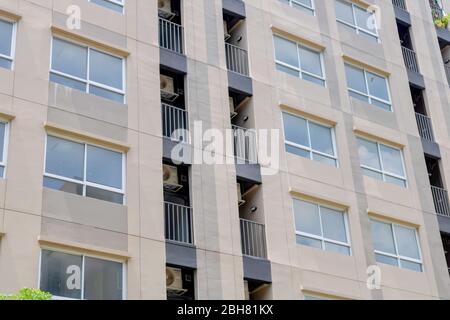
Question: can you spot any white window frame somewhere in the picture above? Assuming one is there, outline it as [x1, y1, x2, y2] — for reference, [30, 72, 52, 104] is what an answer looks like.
[292, 198, 352, 255]
[282, 111, 338, 167]
[273, 34, 326, 86]
[43, 134, 126, 204]
[357, 136, 407, 187]
[370, 218, 423, 272]
[345, 63, 392, 111]
[49, 36, 126, 103]
[0, 18, 17, 70]
[0, 121, 9, 179]
[89, 0, 125, 14]
[38, 248, 127, 300]
[282, 0, 316, 15]
[335, 0, 379, 41]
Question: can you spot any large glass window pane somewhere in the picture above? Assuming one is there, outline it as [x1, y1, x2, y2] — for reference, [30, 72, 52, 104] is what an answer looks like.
[355, 6, 376, 34]
[293, 199, 321, 236]
[0, 57, 12, 70]
[51, 38, 87, 79]
[299, 47, 322, 77]
[89, 49, 123, 90]
[357, 138, 381, 170]
[385, 175, 406, 188]
[45, 136, 85, 181]
[83, 257, 123, 300]
[371, 220, 396, 255]
[309, 122, 334, 155]
[282, 113, 309, 147]
[312, 153, 337, 166]
[335, 0, 354, 25]
[366, 72, 389, 102]
[274, 36, 299, 68]
[394, 225, 420, 260]
[0, 20, 13, 57]
[0, 122, 6, 162]
[86, 145, 122, 189]
[380, 144, 404, 177]
[40, 250, 82, 299]
[321, 207, 347, 243]
[345, 64, 367, 94]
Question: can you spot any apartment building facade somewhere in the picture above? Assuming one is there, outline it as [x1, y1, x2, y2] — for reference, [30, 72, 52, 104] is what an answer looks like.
[0, 0, 450, 300]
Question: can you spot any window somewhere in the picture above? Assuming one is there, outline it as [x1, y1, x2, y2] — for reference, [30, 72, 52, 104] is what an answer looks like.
[39, 249, 124, 300]
[344, 64, 391, 111]
[43, 135, 125, 204]
[50, 37, 125, 103]
[273, 35, 325, 86]
[89, 0, 124, 13]
[357, 137, 406, 187]
[0, 122, 9, 178]
[280, 0, 315, 15]
[282, 112, 337, 167]
[335, 0, 378, 42]
[370, 219, 423, 272]
[0, 19, 16, 70]
[293, 198, 351, 256]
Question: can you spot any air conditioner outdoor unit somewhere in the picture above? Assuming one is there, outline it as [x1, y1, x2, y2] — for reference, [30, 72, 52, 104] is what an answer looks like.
[237, 183, 246, 207]
[160, 75, 179, 102]
[158, 0, 175, 20]
[229, 97, 238, 119]
[163, 164, 183, 192]
[223, 20, 231, 41]
[166, 267, 187, 296]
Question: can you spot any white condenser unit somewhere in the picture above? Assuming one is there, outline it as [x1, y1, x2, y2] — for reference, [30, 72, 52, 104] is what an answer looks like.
[237, 183, 246, 207]
[166, 267, 187, 296]
[160, 75, 179, 102]
[158, 0, 175, 20]
[163, 164, 183, 192]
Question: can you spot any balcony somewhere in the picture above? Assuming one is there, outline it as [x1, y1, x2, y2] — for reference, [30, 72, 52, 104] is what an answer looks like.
[159, 18, 187, 73]
[233, 125, 257, 164]
[402, 46, 419, 73]
[164, 202, 194, 245]
[162, 103, 189, 143]
[415, 113, 435, 142]
[429, 0, 450, 47]
[225, 43, 249, 76]
[392, 0, 407, 11]
[240, 219, 267, 259]
[401, 46, 425, 87]
[431, 186, 450, 217]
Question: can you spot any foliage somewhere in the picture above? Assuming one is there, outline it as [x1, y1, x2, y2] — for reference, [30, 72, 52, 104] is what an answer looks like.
[435, 14, 450, 28]
[0, 288, 52, 300]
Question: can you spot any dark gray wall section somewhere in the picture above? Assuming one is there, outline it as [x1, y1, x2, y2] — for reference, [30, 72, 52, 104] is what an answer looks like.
[166, 242, 197, 269]
[243, 256, 271, 283]
[394, 7, 411, 27]
[228, 71, 253, 97]
[236, 163, 262, 184]
[160, 48, 188, 74]
[222, 0, 246, 18]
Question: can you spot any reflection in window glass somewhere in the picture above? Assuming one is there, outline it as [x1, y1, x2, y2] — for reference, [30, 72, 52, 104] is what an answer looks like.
[293, 198, 351, 256]
[282, 112, 337, 167]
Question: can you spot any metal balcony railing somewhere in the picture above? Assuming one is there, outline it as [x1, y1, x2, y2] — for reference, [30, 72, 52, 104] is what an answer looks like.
[164, 202, 194, 245]
[392, 0, 407, 11]
[232, 125, 258, 164]
[225, 43, 249, 76]
[444, 65, 450, 86]
[401, 46, 420, 74]
[415, 113, 435, 142]
[431, 186, 450, 217]
[240, 219, 267, 259]
[162, 103, 189, 143]
[159, 18, 184, 54]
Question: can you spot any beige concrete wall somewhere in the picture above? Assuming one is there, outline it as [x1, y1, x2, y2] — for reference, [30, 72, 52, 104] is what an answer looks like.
[0, 0, 449, 300]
